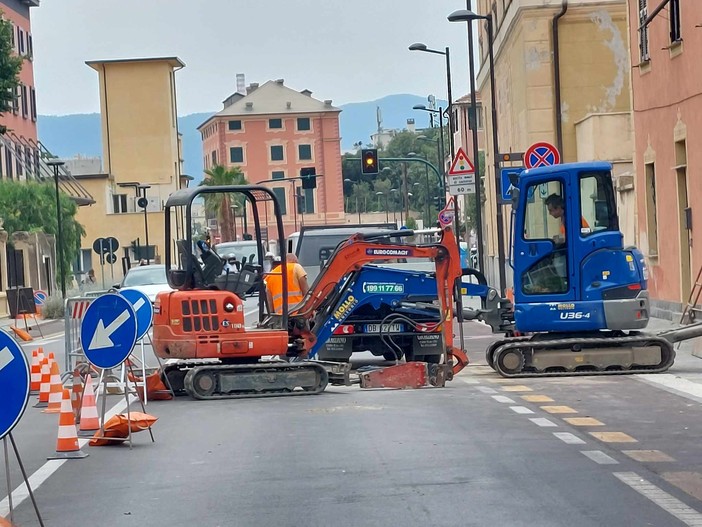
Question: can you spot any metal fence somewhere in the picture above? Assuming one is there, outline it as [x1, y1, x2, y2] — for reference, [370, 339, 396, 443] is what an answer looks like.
[64, 295, 98, 373]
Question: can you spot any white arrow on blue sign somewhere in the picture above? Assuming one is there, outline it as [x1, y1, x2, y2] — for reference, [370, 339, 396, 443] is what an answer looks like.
[0, 329, 30, 439]
[80, 293, 137, 369]
[119, 289, 153, 341]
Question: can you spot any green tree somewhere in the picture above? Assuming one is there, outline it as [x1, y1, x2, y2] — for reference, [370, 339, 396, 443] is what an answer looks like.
[0, 13, 23, 133]
[0, 180, 85, 286]
[200, 165, 248, 241]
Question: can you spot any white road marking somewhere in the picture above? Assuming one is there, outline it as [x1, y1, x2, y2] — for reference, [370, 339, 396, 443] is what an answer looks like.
[636, 374, 702, 404]
[581, 450, 618, 465]
[491, 395, 515, 403]
[554, 432, 586, 445]
[0, 394, 137, 517]
[0, 346, 14, 371]
[458, 377, 480, 384]
[530, 417, 558, 427]
[510, 406, 534, 414]
[475, 386, 497, 394]
[614, 472, 702, 525]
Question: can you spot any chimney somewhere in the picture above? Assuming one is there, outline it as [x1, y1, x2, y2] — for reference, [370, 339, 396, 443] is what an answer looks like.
[406, 118, 416, 133]
[245, 102, 253, 111]
[324, 99, 333, 107]
[275, 78, 284, 85]
[246, 82, 259, 95]
[301, 89, 312, 97]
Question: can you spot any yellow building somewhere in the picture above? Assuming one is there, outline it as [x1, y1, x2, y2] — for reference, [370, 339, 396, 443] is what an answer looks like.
[473, 0, 635, 288]
[76, 57, 186, 284]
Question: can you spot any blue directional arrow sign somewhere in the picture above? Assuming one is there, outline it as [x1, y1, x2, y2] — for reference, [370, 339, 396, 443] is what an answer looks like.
[500, 167, 524, 202]
[80, 293, 137, 369]
[119, 289, 153, 341]
[0, 329, 30, 439]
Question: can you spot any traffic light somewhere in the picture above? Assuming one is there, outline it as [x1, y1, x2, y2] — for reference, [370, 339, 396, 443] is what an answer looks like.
[361, 148, 379, 175]
[433, 195, 446, 209]
[300, 167, 317, 189]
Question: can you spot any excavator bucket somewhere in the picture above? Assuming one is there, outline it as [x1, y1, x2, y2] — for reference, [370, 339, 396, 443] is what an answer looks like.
[358, 362, 446, 389]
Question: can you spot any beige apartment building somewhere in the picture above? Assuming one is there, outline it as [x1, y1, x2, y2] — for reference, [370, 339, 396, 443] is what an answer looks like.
[474, 0, 636, 287]
[76, 57, 186, 283]
[199, 79, 344, 238]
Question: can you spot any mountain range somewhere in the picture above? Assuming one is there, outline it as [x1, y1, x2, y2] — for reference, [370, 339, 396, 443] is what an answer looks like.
[36, 93, 447, 183]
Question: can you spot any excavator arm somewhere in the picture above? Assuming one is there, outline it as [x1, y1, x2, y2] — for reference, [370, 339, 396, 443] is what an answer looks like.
[289, 227, 469, 375]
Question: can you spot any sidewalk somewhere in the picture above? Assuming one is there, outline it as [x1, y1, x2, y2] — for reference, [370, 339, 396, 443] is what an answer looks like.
[0, 313, 64, 339]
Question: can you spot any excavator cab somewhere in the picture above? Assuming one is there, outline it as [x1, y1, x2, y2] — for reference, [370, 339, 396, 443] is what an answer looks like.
[511, 161, 649, 333]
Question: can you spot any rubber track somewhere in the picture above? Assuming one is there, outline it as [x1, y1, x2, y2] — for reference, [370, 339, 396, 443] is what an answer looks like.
[183, 362, 329, 400]
[492, 334, 676, 378]
[486, 336, 531, 370]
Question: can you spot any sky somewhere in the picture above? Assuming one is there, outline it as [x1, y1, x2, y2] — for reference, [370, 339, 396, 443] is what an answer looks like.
[31, 0, 477, 116]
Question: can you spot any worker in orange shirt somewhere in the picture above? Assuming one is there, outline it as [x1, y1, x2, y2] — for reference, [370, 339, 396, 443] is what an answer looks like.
[546, 194, 589, 242]
[264, 253, 310, 315]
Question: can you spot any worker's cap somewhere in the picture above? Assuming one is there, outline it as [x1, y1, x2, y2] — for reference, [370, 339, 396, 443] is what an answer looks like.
[226, 253, 236, 260]
[264, 251, 275, 260]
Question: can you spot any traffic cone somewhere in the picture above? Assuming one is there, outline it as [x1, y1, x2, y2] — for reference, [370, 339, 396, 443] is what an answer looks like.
[47, 389, 88, 460]
[79, 375, 100, 435]
[43, 361, 64, 414]
[71, 368, 85, 420]
[34, 357, 51, 408]
[9, 325, 32, 341]
[30, 349, 42, 393]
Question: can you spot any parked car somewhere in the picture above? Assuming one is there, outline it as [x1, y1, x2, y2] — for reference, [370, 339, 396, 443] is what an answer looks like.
[114, 264, 173, 302]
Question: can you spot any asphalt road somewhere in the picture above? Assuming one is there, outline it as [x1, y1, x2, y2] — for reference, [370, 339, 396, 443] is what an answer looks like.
[5, 315, 702, 526]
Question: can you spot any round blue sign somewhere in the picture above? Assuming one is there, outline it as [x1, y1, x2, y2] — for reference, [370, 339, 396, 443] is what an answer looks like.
[0, 329, 30, 440]
[119, 289, 154, 341]
[80, 294, 137, 369]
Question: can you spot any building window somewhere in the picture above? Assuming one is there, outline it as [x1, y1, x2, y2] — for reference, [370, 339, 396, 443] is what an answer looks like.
[20, 85, 27, 119]
[11, 87, 18, 114]
[15, 147, 22, 177]
[639, 0, 650, 62]
[303, 188, 315, 213]
[5, 148, 12, 179]
[228, 120, 242, 131]
[27, 34, 32, 59]
[270, 145, 284, 161]
[230, 147, 243, 163]
[272, 187, 287, 215]
[644, 162, 658, 256]
[112, 193, 128, 214]
[29, 87, 36, 121]
[272, 170, 285, 180]
[669, 0, 681, 43]
[24, 146, 31, 177]
[211, 150, 217, 165]
[269, 118, 283, 129]
[297, 117, 311, 131]
[298, 144, 312, 161]
[17, 27, 24, 55]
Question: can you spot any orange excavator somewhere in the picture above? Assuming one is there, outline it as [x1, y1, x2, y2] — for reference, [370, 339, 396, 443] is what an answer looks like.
[152, 185, 469, 399]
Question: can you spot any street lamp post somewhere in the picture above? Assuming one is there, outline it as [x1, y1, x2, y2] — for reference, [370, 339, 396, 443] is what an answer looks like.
[138, 185, 152, 263]
[391, 189, 403, 226]
[407, 152, 431, 226]
[408, 43, 456, 159]
[449, 8, 507, 296]
[47, 159, 66, 298]
[344, 178, 361, 223]
[376, 191, 389, 223]
[413, 105, 446, 183]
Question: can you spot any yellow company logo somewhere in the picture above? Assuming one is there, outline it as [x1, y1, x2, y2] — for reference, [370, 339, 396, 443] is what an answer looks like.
[333, 295, 358, 321]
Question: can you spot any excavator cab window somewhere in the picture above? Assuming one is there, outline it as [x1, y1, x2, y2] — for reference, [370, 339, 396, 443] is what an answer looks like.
[520, 180, 569, 295]
[579, 171, 618, 235]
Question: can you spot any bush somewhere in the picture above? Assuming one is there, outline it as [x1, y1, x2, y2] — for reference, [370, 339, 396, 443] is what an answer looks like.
[41, 295, 65, 319]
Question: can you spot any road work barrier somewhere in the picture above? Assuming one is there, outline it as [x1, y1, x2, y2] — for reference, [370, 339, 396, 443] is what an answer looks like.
[64, 297, 95, 373]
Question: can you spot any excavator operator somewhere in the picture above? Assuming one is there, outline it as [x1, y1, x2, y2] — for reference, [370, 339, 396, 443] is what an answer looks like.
[264, 253, 310, 314]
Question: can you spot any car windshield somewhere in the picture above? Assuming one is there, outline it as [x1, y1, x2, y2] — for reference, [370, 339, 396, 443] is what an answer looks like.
[122, 266, 167, 286]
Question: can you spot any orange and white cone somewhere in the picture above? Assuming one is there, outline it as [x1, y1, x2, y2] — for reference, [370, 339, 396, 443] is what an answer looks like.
[79, 375, 100, 435]
[34, 357, 51, 407]
[43, 361, 64, 414]
[71, 368, 84, 419]
[47, 389, 88, 460]
[30, 349, 42, 393]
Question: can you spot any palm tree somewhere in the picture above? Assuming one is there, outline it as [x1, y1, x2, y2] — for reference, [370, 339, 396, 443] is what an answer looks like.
[200, 165, 248, 242]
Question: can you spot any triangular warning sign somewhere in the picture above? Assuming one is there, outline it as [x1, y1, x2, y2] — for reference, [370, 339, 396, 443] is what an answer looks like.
[447, 147, 475, 175]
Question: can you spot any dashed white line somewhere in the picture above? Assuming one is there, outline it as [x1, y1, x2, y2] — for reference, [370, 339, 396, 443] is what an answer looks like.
[581, 450, 618, 465]
[614, 472, 702, 526]
[476, 386, 497, 394]
[530, 417, 558, 427]
[510, 406, 534, 415]
[491, 395, 515, 403]
[554, 432, 586, 445]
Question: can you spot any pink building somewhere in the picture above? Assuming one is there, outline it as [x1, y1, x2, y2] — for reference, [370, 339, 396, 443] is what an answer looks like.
[199, 79, 344, 237]
[628, 0, 702, 317]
